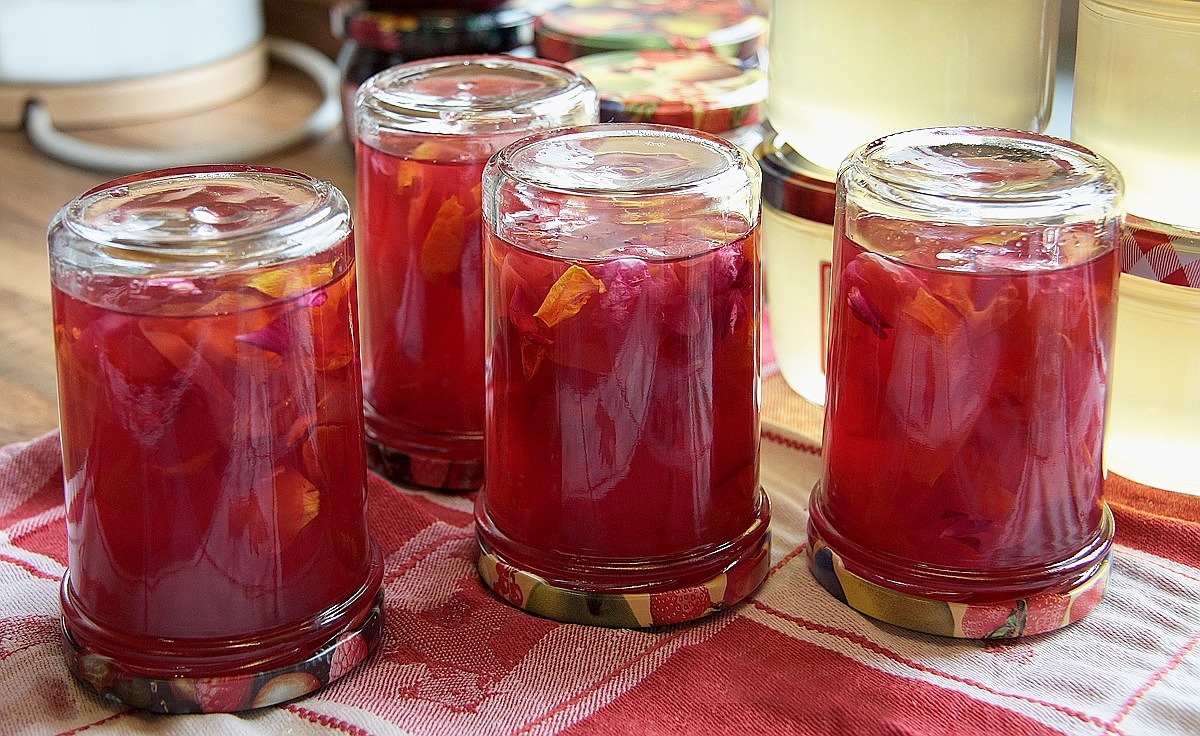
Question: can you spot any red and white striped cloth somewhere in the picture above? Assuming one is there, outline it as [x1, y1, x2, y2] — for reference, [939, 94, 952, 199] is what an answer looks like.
[2, 371, 1199, 736]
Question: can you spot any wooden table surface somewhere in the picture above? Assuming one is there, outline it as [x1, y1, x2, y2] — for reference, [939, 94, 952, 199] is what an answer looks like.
[0, 62, 355, 447]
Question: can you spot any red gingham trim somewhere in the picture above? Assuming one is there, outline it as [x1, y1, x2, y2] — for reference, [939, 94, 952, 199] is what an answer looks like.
[750, 599, 1115, 732]
[1121, 216, 1200, 288]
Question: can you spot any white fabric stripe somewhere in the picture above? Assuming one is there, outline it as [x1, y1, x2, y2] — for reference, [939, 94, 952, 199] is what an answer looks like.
[2, 506, 66, 545]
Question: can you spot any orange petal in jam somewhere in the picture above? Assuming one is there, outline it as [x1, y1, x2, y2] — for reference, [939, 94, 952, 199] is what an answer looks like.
[245, 263, 336, 300]
[272, 466, 321, 544]
[420, 196, 468, 281]
[535, 265, 606, 328]
[901, 287, 959, 339]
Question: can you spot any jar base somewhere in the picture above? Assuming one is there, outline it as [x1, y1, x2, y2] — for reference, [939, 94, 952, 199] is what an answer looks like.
[365, 432, 483, 492]
[61, 590, 384, 713]
[476, 525, 771, 628]
[806, 502, 1114, 639]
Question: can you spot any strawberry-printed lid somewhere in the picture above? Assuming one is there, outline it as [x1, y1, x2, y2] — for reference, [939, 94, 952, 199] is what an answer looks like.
[567, 49, 765, 135]
[1122, 215, 1200, 289]
[478, 529, 770, 627]
[535, 0, 766, 64]
[808, 506, 1114, 639]
[756, 129, 838, 225]
[62, 591, 385, 713]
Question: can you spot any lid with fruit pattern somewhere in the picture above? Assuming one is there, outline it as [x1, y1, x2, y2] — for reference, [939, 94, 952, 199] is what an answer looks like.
[534, 0, 766, 63]
[568, 48, 764, 135]
[808, 507, 1114, 639]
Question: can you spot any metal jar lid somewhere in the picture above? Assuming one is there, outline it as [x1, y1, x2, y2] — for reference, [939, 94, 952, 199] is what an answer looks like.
[333, 0, 537, 56]
[756, 129, 838, 225]
[534, 0, 766, 64]
[568, 49, 764, 135]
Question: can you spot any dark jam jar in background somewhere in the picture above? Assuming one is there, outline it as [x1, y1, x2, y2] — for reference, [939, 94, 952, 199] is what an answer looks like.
[354, 56, 596, 491]
[476, 124, 771, 628]
[48, 165, 384, 713]
[333, 0, 540, 141]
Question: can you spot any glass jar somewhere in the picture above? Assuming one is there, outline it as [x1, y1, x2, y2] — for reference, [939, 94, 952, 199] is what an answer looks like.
[757, 130, 838, 405]
[1072, 0, 1200, 230]
[48, 166, 384, 712]
[809, 128, 1123, 638]
[534, 0, 767, 65]
[1072, 0, 1200, 495]
[1104, 218, 1200, 494]
[476, 124, 770, 627]
[354, 55, 597, 491]
[332, 0, 539, 141]
[567, 48, 767, 152]
[768, 0, 1061, 172]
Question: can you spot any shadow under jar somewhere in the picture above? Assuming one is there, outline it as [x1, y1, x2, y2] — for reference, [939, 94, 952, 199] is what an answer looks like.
[48, 165, 384, 713]
[808, 127, 1124, 639]
[475, 124, 771, 628]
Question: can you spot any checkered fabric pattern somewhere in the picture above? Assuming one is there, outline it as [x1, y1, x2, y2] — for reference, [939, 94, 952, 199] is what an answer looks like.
[1121, 217, 1200, 289]
[2, 369, 1199, 736]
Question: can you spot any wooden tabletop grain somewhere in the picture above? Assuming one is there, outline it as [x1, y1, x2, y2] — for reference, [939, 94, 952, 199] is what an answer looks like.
[0, 63, 355, 447]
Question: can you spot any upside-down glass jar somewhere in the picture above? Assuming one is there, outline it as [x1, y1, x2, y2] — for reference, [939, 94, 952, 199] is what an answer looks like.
[333, 0, 539, 142]
[354, 55, 597, 491]
[809, 127, 1123, 639]
[476, 124, 771, 627]
[48, 166, 384, 712]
